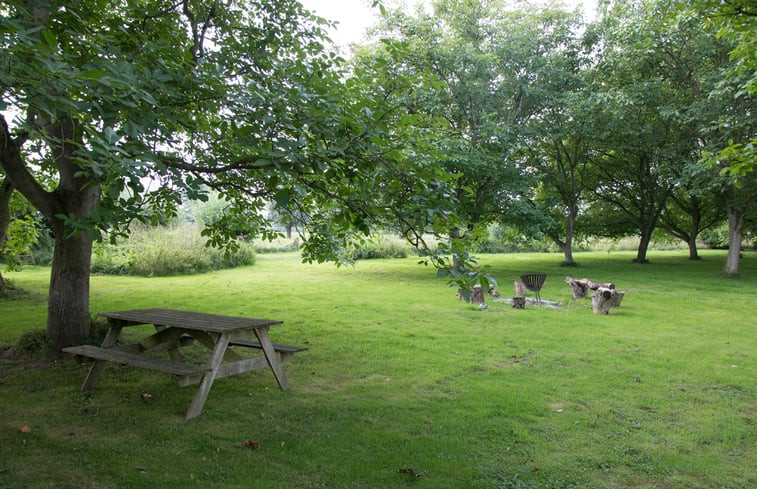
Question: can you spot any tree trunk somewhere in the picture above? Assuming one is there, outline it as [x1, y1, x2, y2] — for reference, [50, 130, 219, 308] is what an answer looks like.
[46, 219, 94, 349]
[0, 179, 12, 291]
[687, 197, 701, 260]
[562, 209, 576, 265]
[634, 227, 653, 263]
[724, 204, 743, 277]
[687, 238, 699, 261]
[449, 227, 462, 270]
[2, 114, 100, 349]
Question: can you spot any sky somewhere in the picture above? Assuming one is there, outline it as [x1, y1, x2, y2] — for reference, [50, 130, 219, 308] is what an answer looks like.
[299, 0, 599, 50]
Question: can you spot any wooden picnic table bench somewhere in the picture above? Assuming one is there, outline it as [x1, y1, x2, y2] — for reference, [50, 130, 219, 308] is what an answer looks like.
[63, 308, 306, 420]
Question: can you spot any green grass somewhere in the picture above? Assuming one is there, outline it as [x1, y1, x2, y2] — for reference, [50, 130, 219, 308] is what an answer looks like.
[0, 250, 755, 488]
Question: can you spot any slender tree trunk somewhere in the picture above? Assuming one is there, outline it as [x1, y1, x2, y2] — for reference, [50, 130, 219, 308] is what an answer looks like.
[634, 227, 652, 263]
[562, 208, 576, 265]
[449, 227, 462, 270]
[724, 205, 743, 277]
[687, 237, 699, 260]
[687, 196, 701, 260]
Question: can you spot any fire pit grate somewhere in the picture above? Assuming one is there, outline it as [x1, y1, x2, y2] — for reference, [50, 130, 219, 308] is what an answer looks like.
[519, 273, 547, 303]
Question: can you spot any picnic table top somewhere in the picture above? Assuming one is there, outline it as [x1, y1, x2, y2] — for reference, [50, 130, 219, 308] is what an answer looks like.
[98, 308, 283, 334]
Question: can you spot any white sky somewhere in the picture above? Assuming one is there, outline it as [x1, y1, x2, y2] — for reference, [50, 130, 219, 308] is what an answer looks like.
[299, 0, 598, 51]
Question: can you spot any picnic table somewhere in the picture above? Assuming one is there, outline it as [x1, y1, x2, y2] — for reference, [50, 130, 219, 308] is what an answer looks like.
[63, 308, 306, 420]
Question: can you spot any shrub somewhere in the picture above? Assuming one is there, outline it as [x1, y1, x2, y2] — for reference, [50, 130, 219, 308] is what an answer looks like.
[127, 225, 255, 276]
[349, 235, 408, 260]
[91, 241, 130, 275]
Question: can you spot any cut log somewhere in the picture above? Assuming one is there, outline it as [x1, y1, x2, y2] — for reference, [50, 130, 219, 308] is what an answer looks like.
[511, 297, 525, 309]
[457, 285, 486, 304]
[591, 287, 624, 314]
[470, 285, 485, 304]
[565, 276, 615, 299]
[514, 281, 525, 297]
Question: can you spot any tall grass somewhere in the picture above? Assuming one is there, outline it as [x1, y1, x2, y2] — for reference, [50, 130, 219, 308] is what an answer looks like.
[91, 225, 255, 276]
[0, 250, 754, 488]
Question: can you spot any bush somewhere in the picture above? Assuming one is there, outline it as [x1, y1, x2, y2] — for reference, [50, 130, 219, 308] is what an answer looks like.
[349, 235, 409, 260]
[474, 224, 557, 253]
[91, 241, 131, 275]
[90, 225, 255, 276]
[127, 225, 255, 276]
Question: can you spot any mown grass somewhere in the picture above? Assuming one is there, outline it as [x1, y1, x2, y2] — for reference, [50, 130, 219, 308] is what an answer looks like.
[0, 250, 755, 488]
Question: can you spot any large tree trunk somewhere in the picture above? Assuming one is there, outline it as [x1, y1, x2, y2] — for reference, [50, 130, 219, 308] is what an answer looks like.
[2, 113, 100, 349]
[47, 222, 94, 348]
[724, 204, 743, 277]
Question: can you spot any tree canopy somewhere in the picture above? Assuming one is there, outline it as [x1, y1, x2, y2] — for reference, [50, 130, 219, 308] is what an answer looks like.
[0, 0, 456, 348]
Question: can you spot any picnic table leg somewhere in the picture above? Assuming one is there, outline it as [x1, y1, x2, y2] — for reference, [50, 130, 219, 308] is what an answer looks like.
[186, 333, 231, 420]
[81, 324, 123, 390]
[254, 326, 290, 391]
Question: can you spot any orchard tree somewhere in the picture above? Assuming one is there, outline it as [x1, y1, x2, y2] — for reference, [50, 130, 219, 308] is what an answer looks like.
[515, 8, 596, 265]
[694, 0, 757, 275]
[0, 0, 456, 349]
[368, 0, 595, 257]
[590, 0, 755, 265]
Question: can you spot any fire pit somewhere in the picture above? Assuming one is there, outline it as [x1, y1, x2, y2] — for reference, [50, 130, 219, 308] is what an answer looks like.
[519, 273, 547, 303]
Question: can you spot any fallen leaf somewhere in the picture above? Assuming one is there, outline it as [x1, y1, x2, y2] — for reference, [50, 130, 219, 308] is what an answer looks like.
[19, 425, 31, 433]
[235, 440, 260, 450]
[398, 468, 421, 478]
[140, 391, 153, 401]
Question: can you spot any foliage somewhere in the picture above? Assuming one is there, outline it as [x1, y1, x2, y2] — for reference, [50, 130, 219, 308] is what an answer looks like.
[0, 0, 459, 347]
[91, 225, 255, 276]
[434, 249, 497, 303]
[0, 182, 39, 272]
[348, 234, 408, 260]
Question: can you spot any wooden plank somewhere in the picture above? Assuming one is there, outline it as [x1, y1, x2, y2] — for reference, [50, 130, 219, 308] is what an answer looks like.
[63, 345, 208, 377]
[80, 324, 123, 390]
[98, 308, 282, 333]
[254, 327, 290, 391]
[185, 334, 231, 420]
[229, 339, 307, 353]
[215, 356, 269, 378]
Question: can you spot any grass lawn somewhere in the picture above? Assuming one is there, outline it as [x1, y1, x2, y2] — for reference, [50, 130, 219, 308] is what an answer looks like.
[0, 250, 755, 488]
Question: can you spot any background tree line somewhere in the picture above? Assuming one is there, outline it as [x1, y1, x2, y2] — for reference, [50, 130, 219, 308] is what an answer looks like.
[1, 0, 754, 349]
